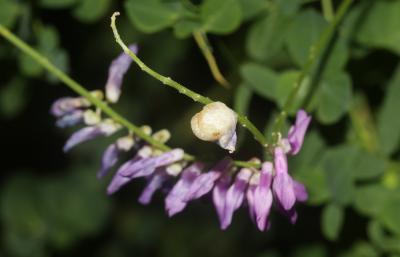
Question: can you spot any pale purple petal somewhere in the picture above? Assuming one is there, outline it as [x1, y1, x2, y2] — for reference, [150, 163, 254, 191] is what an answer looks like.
[139, 169, 169, 205]
[63, 121, 120, 152]
[185, 158, 232, 201]
[254, 162, 273, 231]
[221, 168, 252, 230]
[288, 109, 311, 155]
[120, 149, 184, 178]
[97, 144, 119, 179]
[63, 126, 103, 152]
[107, 174, 132, 195]
[218, 131, 237, 153]
[293, 180, 308, 202]
[272, 147, 296, 210]
[51, 97, 89, 117]
[165, 162, 203, 216]
[246, 183, 257, 223]
[105, 44, 138, 103]
[212, 172, 232, 224]
[56, 110, 84, 128]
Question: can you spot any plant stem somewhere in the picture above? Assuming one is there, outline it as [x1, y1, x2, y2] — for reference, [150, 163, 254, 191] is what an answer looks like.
[321, 0, 334, 22]
[0, 23, 262, 169]
[193, 31, 230, 88]
[0, 23, 190, 160]
[110, 12, 268, 147]
[270, 0, 353, 143]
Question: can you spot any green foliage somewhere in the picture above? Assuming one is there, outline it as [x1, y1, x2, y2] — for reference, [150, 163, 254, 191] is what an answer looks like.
[73, 0, 111, 23]
[355, 0, 400, 55]
[0, 77, 27, 118]
[0, 0, 21, 28]
[200, 0, 242, 34]
[321, 203, 344, 241]
[240, 62, 277, 100]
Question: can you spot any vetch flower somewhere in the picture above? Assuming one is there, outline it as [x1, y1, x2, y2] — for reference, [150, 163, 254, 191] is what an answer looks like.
[105, 44, 138, 103]
[138, 169, 170, 205]
[191, 102, 237, 153]
[287, 109, 312, 155]
[184, 157, 232, 201]
[253, 162, 273, 231]
[63, 119, 121, 152]
[97, 136, 135, 179]
[165, 162, 204, 216]
[107, 148, 184, 195]
[55, 109, 84, 128]
[212, 171, 232, 225]
[220, 168, 252, 229]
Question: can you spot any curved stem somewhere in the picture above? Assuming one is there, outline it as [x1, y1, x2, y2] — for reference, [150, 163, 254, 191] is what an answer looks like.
[270, 0, 353, 143]
[110, 12, 268, 147]
[193, 30, 230, 88]
[0, 23, 261, 168]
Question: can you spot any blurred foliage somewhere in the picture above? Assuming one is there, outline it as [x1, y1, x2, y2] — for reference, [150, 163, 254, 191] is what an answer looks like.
[1, 0, 400, 257]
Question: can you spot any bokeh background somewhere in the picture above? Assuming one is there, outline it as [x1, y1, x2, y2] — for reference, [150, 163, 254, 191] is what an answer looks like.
[1, 0, 400, 256]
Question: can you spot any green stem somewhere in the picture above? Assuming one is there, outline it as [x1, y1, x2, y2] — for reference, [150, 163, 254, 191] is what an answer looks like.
[0, 23, 191, 160]
[0, 23, 262, 169]
[193, 31, 230, 88]
[110, 12, 268, 147]
[270, 0, 353, 142]
[322, 0, 334, 22]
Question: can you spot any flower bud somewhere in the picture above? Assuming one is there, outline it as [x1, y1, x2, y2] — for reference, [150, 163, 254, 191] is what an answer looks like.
[191, 102, 237, 152]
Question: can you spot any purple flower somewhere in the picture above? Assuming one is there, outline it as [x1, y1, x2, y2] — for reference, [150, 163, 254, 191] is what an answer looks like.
[246, 173, 259, 223]
[288, 109, 311, 155]
[107, 149, 184, 195]
[55, 110, 84, 128]
[253, 162, 273, 231]
[97, 136, 135, 179]
[139, 169, 169, 205]
[165, 162, 204, 216]
[185, 157, 232, 201]
[220, 168, 252, 230]
[272, 147, 296, 211]
[63, 119, 121, 152]
[51, 97, 90, 117]
[212, 171, 232, 224]
[105, 44, 138, 103]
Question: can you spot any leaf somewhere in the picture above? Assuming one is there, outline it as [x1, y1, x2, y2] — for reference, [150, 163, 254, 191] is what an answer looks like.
[316, 71, 352, 124]
[0, 0, 21, 28]
[353, 151, 386, 180]
[18, 52, 43, 77]
[377, 65, 400, 156]
[240, 62, 278, 100]
[275, 70, 310, 114]
[0, 77, 28, 118]
[125, 0, 180, 33]
[234, 83, 252, 115]
[355, 0, 400, 55]
[321, 203, 344, 241]
[379, 192, 400, 236]
[39, 0, 77, 8]
[285, 9, 327, 67]
[173, 19, 201, 39]
[73, 0, 111, 23]
[246, 7, 292, 61]
[323, 144, 357, 205]
[354, 184, 390, 217]
[200, 0, 242, 34]
[238, 0, 268, 21]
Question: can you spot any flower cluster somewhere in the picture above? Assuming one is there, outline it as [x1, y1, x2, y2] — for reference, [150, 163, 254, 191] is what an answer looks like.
[51, 45, 312, 231]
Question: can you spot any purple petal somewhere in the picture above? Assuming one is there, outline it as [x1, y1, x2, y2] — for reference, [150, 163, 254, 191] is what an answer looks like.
[51, 97, 89, 117]
[165, 162, 203, 216]
[56, 110, 84, 128]
[120, 149, 184, 178]
[272, 147, 296, 210]
[246, 182, 257, 223]
[288, 109, 311, 155]
[254, 162, 273, 231]
[293, 180, 308, 202]
[212, 172, 232, 224]
[107, 174, 132, 195]
[63, 121, 120, 152]
[139, 169, 169, 205]
[63, 126, 103, 152]
[218, 130, 237, 153]
[277, 203, 298, 224]
[105, 44, 138, 103]
[97, 143, 119, 179]
[221, 168, 252, 230]
[185, 158, 232, 201]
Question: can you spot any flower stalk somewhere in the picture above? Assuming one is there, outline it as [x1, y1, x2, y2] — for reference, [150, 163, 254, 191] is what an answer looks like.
[110, 12, 268, 147]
